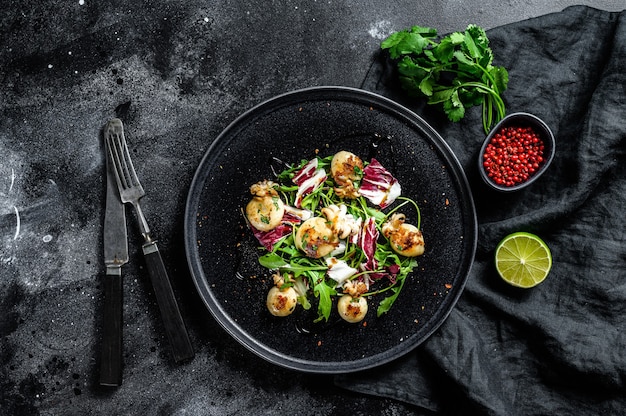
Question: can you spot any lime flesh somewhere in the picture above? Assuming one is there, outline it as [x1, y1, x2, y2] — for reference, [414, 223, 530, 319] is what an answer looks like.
[495, 232, 552, 288]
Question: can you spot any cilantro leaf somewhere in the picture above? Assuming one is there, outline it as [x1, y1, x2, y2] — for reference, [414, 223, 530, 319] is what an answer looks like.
[427, 87, 453, 105]
[491, 66, 510, 94]
[381, 23, 508, 133]
[443, 90, 466, 122]
[432, 38, 455, 62]
[381, 31, 428, 59]
[463, 32, 480, 59]
[449, 31, 465, 45]
[419, 76, 435, 96]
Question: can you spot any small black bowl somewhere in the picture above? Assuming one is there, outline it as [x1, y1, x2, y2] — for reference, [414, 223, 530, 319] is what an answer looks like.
[478, 112, 555, 192]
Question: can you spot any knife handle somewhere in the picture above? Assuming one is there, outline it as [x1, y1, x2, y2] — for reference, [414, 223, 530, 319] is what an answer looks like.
[142, 241, 195, 363]
[100, 270, 123, 386]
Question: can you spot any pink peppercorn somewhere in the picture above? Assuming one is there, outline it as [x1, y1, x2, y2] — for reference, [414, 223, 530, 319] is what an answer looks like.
[482, 126, 545, 187]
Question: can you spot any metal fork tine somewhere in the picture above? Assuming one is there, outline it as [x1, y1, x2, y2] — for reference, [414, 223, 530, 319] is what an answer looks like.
[106, 134, 124, 193]
[106, 128, 143, 196]
[114, 132, 132, 191]
[109, 133, 123, 188]
[114, 140, 127, 191]
[121, 134, 141, 190]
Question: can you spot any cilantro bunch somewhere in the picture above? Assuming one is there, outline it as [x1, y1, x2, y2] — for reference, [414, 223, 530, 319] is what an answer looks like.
[381, 24, 509, 133]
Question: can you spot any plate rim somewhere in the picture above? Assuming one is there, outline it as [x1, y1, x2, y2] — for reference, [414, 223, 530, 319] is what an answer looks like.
[184, 85, 477, 373]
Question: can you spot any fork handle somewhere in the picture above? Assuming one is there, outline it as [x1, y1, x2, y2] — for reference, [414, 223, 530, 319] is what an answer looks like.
[142, 241, 195, 363]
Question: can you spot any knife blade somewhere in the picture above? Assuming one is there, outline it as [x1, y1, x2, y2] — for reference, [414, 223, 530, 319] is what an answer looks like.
[99, 141, 128, 387]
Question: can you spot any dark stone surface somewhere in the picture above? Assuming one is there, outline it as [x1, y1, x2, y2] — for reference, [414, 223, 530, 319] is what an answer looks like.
[1, 1, 623, 414]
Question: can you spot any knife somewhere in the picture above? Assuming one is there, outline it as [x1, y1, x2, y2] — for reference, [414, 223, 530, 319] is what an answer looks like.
[99, 144, 128, 387]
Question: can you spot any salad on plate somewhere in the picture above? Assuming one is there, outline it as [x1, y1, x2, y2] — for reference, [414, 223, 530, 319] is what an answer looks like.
[244, 150, 425, 324]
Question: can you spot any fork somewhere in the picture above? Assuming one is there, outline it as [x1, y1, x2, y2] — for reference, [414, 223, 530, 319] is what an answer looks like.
[104, 118, 194, 363]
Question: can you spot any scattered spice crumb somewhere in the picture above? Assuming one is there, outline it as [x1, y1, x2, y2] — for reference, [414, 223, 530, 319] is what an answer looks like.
[445, 283, 452, 289]
[445, 198, 449, 206]
[317, 340, 322, 347]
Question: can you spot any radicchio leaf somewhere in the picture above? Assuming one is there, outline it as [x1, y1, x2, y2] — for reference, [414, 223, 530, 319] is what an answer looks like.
[359, 158, 401, 209]
[249, 211, 302, 251]
[359, 216, 379, 276]
[358, 216, 400, 283]
[292, 158, 327, 208]
[383, 264, 400, 284]
[249, 223, 292, 251]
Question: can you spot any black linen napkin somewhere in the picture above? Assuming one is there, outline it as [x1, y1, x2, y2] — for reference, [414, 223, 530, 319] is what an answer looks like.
[336, 6, 626, 415]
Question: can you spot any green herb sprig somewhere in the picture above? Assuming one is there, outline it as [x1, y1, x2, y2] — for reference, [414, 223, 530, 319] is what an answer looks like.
[381, 24, 509, 133]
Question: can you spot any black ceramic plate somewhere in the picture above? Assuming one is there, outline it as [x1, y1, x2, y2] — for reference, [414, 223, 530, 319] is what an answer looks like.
[184, 86, 477, 373]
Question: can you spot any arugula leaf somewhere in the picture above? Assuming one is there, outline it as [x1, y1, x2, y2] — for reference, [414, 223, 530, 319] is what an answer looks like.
[259, 252, 289, 269]
[259, 252, 327, 275]
[376, 257, 418, 316]
[377, 278, 405, 317]
[313, 278, 336, 322]
[381, 24, 508, 133]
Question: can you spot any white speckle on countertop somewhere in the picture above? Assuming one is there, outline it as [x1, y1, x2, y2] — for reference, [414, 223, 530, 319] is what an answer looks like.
[13, 206, 20, 240]
[368, 20, 393, 40]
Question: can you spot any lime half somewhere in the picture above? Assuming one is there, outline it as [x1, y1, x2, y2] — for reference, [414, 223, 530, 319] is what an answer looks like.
[495, 232, 552, 288]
